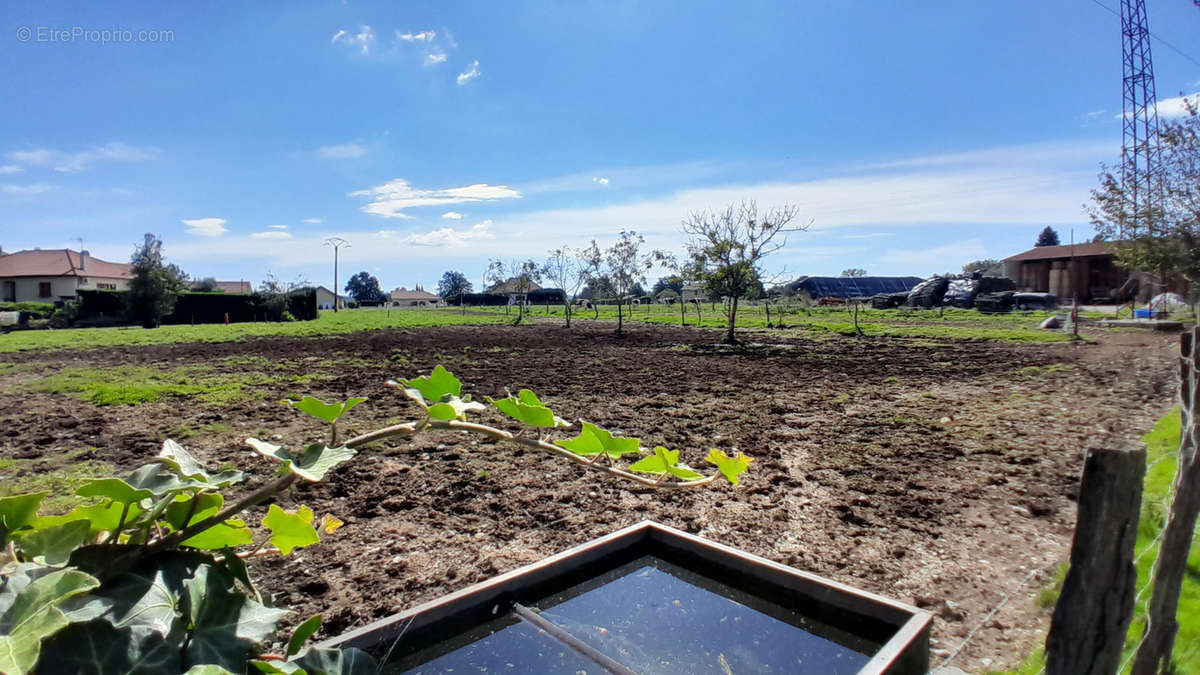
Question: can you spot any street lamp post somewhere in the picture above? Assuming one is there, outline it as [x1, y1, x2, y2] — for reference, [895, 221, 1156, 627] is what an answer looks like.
[324, 237, 350, 312]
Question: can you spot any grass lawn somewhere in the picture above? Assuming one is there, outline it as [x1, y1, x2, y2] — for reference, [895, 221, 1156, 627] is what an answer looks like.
[1000, 408, 1200, 674]
[0, 307, 511, 353]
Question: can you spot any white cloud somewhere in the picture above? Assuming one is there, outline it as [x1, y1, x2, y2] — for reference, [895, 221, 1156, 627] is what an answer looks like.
[397, 30, 436, 42]
[182, 217, 229, 237]
[878, 238, 988, 270]
[251, 231, 293, 240]
[425, 52, 448, 66]
[332, 25, 375, 55]
[351, 178, 521, 218]
[316, 143, 367, 160]
[456, 60, 481, 85]
[268, 224, 288, 230]
[6, 142, 160, 173]
[592, 176, 610, 185]
[301, 218, 323, 224]
[441, 211, 464, 219]
[0, 165, 22, 174]
[1158, 92, 1199, 119]
[402, 220, 495, 247]
[1, 183, 55, 196]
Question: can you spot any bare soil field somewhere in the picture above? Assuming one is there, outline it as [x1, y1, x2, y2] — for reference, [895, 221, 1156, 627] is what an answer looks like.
[0, 322, 1180, 671]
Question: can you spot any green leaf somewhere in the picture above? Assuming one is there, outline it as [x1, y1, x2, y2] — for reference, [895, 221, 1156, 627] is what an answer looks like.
[705, 449, 753, 485]
[31, 500, 144, 537]
[0, 492, 48, 544]
[76, 478, 155, 505]
[487, 390, 571, 428]
[247, 439, 357, 482]
[628, 446, 704, 480]
[0, 565, 100, 675]
[185, 665, 241, 675]
[291, 647, 377, 675]
[262, 505, 320, 556]
[183, 564, 290, 671]
[218, 547, 259, 601]
[287, 614, 322, 657]
[181, 519, 253, 550]
[250, 659, 305, 674]
[554, 422, 642, 460]
[286, 396, 367, 424]
[13, 520, 91, 565]
[401, 365, 463, 404]
[426, 397, 487, 421]
[36, 618, 182, 674]
[158, 440, 245, 488]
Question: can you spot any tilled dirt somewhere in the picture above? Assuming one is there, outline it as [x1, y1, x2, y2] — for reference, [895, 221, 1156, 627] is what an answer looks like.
[0, 322, 1180, 671]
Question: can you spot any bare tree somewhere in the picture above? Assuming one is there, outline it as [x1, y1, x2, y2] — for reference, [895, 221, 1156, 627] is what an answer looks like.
[542, 243, 600, 328]
[601, 231, 656, 337]
[484, 258, 542, 324]
[683, 200, 804, 344]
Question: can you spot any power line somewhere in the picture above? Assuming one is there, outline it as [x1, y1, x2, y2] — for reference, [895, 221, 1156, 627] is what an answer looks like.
[1089, 0, 1200, 70]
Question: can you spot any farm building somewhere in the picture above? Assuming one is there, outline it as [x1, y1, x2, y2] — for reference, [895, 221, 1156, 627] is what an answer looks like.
[0, 247, 132, 303]
[314, 286, 347, 310]
[390, 288, 442, 307]
[783, 276, 923, 300]
[681, 283, 708, 302]
[1003, 242, 1131, 303]
[488, 277, 542, 295]
[190, 280, 252, 294]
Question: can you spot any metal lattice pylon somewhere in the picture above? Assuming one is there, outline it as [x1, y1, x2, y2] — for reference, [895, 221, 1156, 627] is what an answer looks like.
[1120, 0, 1164, 237]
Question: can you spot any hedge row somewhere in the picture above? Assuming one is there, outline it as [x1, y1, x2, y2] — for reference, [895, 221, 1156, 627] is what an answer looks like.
[76, 288, 318, 325]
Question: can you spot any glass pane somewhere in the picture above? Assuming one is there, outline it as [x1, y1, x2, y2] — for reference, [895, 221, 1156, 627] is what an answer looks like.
[390, 616, 600, 674]
[535, 557, 877, 675]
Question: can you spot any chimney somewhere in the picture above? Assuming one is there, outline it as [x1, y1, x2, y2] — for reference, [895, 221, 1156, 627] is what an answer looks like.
[80, 249, 88, 270]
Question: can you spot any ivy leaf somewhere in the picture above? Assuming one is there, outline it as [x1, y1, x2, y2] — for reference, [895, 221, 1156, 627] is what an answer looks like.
[291, 647, 377, 675]
[250, 660, 305, 674]
[31, 500, 144, 538]
[286, 396, 368, 424]
[488, 389, 571, 428]
[181, 520, 253, 550]
[287, 614, 322, 657]
[554, 422, 642, 460]
[401, 365, 463, 403]
[13, 520, 91, 565]
[75, 478, 155, 505]
[158, 440, 244, 488]
[218, 547, 258, 602]
[262, 505, 320, 556]
[0, 492, 47, 545]
[247, 439, 357, 482]
[426, 397, 487, 421]
[319, 514, 344, 535]
[183, 564, 290, 671]
[628, 446, 705, 480]
[0, 565, 101, 675]
[37, 618, 182, 674]
[185, 666, 241, 675]
[705, 449, 753, 485]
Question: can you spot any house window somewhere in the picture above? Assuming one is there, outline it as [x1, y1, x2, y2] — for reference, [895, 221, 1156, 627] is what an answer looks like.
[38, 282, 52, 298]
[96, 283, 117, 290]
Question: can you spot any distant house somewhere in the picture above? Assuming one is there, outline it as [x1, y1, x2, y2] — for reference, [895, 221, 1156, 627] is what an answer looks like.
[191, 280, 252, 294]
[784, 276, 923, 301]
[488, 277, 542, 295]
[314, 286, 346, 310]
[0, 247, 132, 303]
[390, 287, 442, 307]
[680, 283, 708, 303]
[1003, 242, 1128, 303]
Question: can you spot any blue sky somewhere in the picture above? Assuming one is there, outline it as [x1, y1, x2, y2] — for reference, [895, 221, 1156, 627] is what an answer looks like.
[3, 1, 1199, 293]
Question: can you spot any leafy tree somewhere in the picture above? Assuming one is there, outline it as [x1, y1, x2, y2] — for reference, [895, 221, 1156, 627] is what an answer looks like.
[651, 276, 684, 295]
[682, 200, 803, 344]
[840, 268, 867, 277]
[542, 244, 599, 327]
[257, 273, 309, 321]
[578, 274, 615, 300]
[484, 258, 542, 324]
[962, 258, 1005, 277]
[601, 230, 657, 336]
[344, 271, 384, 303]
[1035, 226, 1061, 247]
[126, 233, 188, 328]
[193, 276, 220, 292]
[437, 270, 473, 300]
[1090, 98, 1200, 295]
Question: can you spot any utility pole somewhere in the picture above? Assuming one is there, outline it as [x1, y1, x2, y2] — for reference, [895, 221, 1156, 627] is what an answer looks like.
[324, 237, 350, 312]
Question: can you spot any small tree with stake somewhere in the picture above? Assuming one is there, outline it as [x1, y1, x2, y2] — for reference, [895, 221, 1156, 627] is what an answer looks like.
[683, 200, 803, 344]
[126, 233, 188, 328]
[601, 231, 657, 337]
[542, 243, 600, 328]
[485, 258, 542, 324]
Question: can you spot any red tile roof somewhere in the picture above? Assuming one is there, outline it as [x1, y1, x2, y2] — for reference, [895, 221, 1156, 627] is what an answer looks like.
[1003, 242, 1115, 262]
[0, 249, 132, 280]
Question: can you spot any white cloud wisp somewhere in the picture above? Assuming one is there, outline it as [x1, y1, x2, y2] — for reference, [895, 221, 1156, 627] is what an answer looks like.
[351, 178, 520, 218]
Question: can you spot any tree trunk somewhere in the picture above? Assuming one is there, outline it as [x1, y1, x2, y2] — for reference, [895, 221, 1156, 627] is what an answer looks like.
[725, 295, 739, 344]
[1132, 328, 1200, 674]
[1045, 436, 1144, 675]
[679, 298, 685, 326]
[617, 298, 623, 336]
[563, 301, 572, 328]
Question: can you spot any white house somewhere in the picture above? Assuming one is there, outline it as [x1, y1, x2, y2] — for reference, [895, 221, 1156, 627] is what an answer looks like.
[681, 283, 709, 303]
[389, 287, 442, 307]
[0, 248, 132, 303]
[314, 286, 347, 310]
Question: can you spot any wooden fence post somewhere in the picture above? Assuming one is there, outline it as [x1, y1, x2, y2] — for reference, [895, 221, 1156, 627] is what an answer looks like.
[1045, 436, 1145, 675]
[1132, 327, 1200, 675]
